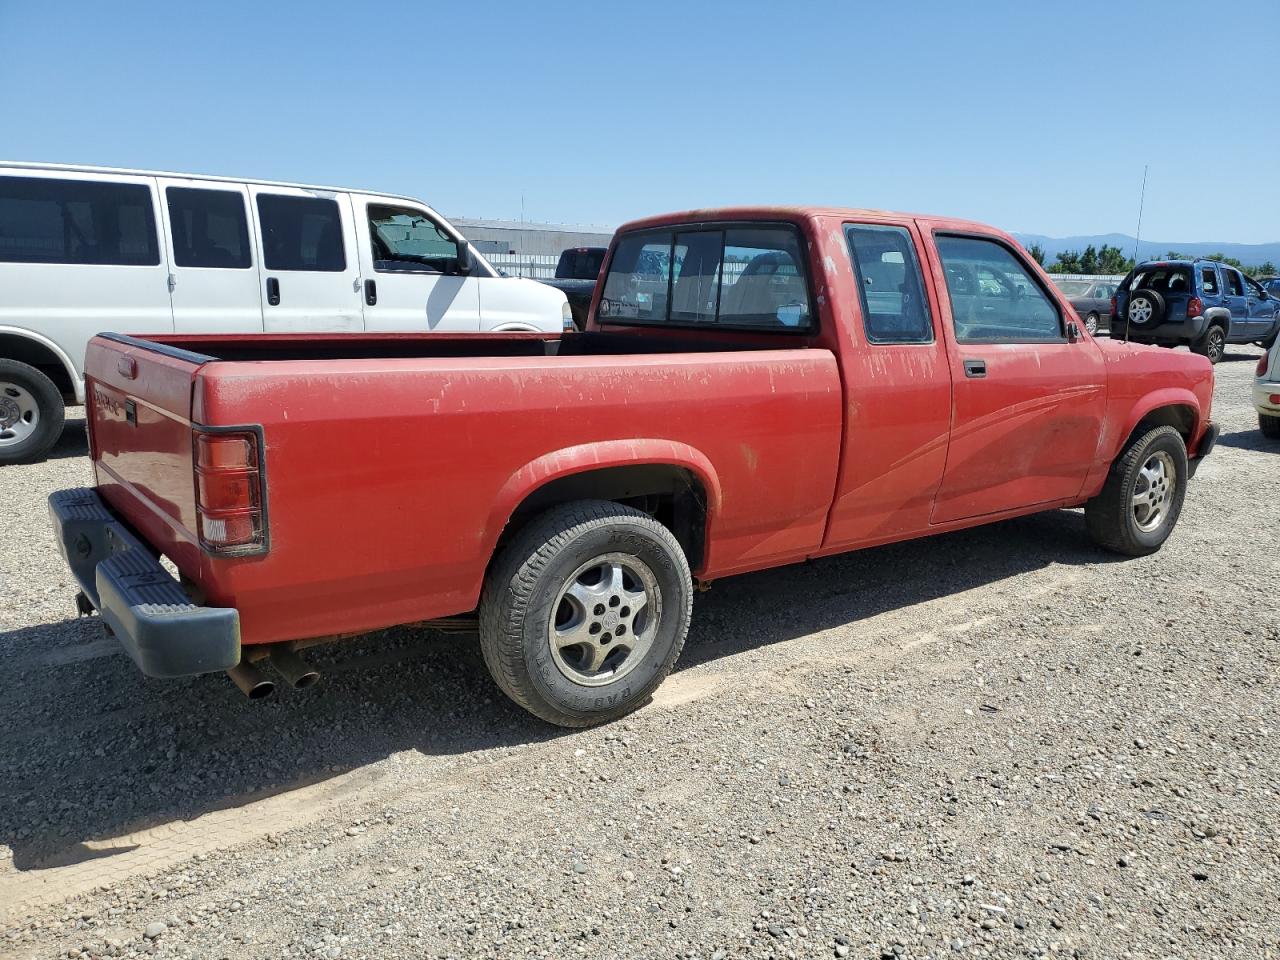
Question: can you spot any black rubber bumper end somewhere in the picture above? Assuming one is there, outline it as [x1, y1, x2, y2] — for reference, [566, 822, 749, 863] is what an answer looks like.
[48, 487, 241, 678]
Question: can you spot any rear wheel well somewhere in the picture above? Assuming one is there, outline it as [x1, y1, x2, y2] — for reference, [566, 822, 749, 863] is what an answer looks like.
[0, 334, 76, 403]
[495, 465, 708, 572]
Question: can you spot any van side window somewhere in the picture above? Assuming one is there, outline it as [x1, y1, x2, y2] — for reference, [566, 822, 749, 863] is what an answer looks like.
[936, 235, 1061, 343]
[0, 176, 159, 266]
[256, 194, 345, 272]
[367, 204, 461, 274]
[1199, 267, 1219, 295]
[166, 187, 251, 269]
[844, 224, 933, 343]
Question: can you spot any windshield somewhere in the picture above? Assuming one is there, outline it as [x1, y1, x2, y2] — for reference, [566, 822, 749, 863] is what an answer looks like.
[1053, 280, 1091, 296]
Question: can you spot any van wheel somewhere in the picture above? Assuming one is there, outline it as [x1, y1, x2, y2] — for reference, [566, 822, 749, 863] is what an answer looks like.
[1192, 325, 1226, 363]
[0, 359, 65, 465]
[1085, 425, 1188, 557]
[479, 500, 692, 728]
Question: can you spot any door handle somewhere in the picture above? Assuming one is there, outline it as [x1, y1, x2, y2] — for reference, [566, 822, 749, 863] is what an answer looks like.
[364, 278, 377, 306]
[266, 277, 280, 306]
[964, 359, 987, 378]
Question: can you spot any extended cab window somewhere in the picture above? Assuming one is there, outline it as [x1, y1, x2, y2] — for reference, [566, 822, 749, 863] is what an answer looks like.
[844, 224, 932, 343]
[599, 224, 813, 331]
[0, 175, 159, 266]
[368, 204, 462, 274]
[256, 194, 345, 272]
[936, 236, 1061, 342]
[166, 187, 251, 269]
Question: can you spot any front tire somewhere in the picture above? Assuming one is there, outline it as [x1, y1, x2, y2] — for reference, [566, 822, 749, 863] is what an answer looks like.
[479, 500, 693, 728]
[1261, 413, 1280, 439]
[1086, 425, 1188, 557]
[0, 359, 65, 465]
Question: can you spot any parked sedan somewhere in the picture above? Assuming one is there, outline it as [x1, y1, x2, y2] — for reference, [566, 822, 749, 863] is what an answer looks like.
[1051, 278, 1116, 334]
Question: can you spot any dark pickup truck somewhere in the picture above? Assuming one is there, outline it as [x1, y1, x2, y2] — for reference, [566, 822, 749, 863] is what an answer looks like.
[539, 247, 607, 329]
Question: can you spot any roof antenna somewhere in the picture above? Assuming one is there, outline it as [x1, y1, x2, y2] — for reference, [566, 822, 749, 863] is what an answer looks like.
[1127, 164, 1149, 344]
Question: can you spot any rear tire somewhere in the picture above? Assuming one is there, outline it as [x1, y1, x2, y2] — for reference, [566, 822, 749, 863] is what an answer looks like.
[0, 359, 65, 465]
[1261, 413, 1280, 439]
[479, 500, 692, 728]
[1085, 312, 1100, 335]
[1191, 324, 1226, 364]
[1086, 425, 1188, 557]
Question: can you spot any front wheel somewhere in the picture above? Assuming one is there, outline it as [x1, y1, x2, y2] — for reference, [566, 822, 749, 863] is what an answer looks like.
[1085, 425, 1188, 556]
[479, 500, 692, 727]
[1261, 413, 1280, 439]
[0, 359, 65, 465]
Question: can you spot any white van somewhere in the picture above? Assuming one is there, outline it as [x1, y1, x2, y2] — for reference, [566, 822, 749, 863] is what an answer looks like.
[0, 161, 571, 463]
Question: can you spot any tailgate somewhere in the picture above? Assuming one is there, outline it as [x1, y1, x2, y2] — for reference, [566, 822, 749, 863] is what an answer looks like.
[86, 334, 211, 567]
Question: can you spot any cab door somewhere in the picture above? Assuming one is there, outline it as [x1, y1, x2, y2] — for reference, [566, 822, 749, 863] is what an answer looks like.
[821, 220, 953, 549]
[248, 186, 364, 332]
[157, 178, 263, 333]
[1244, 275, 1277, 340]
[928, 234, 1107, 524]
[1220, 267, 1247, 335]
[350, 194, 481, 332]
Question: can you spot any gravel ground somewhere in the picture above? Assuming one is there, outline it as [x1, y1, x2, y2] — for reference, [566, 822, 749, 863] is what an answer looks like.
[1, 348, 1278, 960]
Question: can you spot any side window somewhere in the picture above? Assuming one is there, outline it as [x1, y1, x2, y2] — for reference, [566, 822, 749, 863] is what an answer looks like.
[844, 223, 932, 343]
[256, 194, 345, 272]
[935, 235, 1061, 343]
[368, 203, 461, 274]
[599, 224, 813, 331]
[1245, 275, 1265, 299]
[166, 187, 251, 269]
[0, 175, 159, 266]
[1223, 269, 1244, 297]
[1200, 267, 1219, 295]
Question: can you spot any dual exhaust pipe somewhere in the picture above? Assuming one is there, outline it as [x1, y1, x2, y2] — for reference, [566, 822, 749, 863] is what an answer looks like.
[227, 647, 320, 699]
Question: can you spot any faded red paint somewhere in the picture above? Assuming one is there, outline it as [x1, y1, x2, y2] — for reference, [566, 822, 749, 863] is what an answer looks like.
[86, 207, 1215, 648]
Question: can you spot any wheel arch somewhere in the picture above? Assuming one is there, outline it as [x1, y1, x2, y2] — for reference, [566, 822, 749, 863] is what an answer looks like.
[1117, 393, 1201, 455]
[483, 440, 722, 577]
[0, 327, 82, 403]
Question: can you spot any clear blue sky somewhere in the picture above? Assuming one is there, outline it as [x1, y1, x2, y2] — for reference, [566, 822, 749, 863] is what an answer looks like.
[2, 0, 1277, 243]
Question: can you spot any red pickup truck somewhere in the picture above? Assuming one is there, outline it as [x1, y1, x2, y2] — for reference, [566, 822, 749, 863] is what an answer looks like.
[50, 206, 1218, 727]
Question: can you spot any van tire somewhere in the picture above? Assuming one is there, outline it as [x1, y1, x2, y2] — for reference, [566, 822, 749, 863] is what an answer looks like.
[0, 359, 65, 465]
[1085, 425, 1187, 557]
[479, 500, 692, 728]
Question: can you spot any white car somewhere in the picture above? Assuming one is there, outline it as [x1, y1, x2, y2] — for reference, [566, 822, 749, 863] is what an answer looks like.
[1257, 339, 1280, 439]
[0, 161, 572, 463]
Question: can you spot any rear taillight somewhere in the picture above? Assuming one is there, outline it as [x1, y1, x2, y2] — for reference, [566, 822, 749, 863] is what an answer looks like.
[1109, 295, 1117, 315]
[194, 428, 267, 555]
[1260, 353, 1272, 377]
[1187, 296, 1203, 319]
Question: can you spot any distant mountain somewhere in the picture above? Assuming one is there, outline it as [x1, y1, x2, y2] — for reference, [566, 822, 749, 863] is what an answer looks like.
[1013, 233, 1280, 268]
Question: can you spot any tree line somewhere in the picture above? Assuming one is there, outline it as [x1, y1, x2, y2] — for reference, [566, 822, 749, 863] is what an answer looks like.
[1024, 242, 1277, 279]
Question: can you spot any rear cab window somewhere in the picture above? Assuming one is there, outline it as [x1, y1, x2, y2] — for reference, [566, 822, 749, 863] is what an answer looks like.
[599, 222, 814, 332]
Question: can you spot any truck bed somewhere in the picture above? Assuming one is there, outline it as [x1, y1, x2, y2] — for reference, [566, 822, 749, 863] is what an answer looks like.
[86, 332, 843, 648]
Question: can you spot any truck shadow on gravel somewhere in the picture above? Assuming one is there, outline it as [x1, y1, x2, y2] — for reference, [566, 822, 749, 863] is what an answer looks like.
[0, 507, 1118, 872]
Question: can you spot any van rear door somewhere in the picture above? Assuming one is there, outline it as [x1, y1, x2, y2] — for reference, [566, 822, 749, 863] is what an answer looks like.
[157, 177, 265, 334]
[248, 186, 364, 332]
